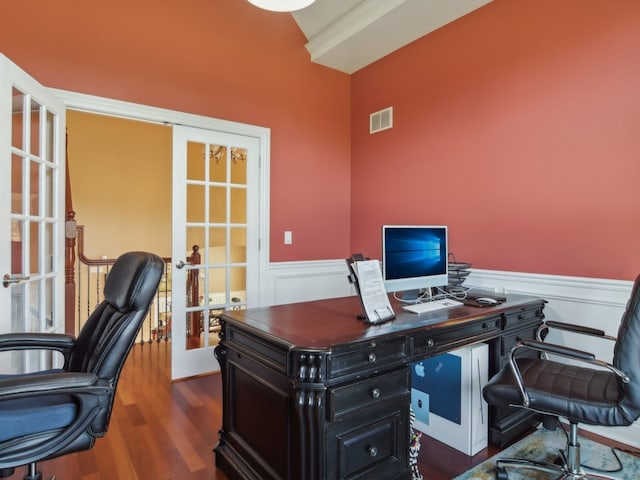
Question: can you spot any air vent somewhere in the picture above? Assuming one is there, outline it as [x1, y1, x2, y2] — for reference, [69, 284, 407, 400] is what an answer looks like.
[370, 106, 393, 134]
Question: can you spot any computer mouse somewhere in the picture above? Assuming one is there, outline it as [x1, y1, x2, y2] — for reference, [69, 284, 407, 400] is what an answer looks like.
[476, 297, 499, 306]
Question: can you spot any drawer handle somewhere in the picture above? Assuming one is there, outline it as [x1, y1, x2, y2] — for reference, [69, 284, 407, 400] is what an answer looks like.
[371, 388, 381, 399]
[368, 446, 378, 457]
[368, 353, 377, 363]
[426, 339, 435, 348]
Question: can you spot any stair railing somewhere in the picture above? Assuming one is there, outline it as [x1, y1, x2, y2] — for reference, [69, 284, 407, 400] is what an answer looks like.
[72, 225, 172, 344]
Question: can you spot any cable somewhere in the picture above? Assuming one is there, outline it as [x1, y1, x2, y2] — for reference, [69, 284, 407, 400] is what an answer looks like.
[436, 285, 470, 301]
[393, 285, 471, 304]
[615, 447, 640, 458]
[582, 447, 623, 474]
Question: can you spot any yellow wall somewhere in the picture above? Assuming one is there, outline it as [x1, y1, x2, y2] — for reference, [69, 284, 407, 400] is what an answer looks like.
[66, 111, 172, 259]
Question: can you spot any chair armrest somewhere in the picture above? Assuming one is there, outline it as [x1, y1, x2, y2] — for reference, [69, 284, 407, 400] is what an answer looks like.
[0, 332, 75, 353]
[519, 338, 596, 361]
[508, 340, 630, 407]
[536, 320, 616, 342]
[0, 372, 102, 399]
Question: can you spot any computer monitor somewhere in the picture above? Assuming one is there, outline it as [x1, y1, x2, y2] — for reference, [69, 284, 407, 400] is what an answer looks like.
[382, 225, 448, 299]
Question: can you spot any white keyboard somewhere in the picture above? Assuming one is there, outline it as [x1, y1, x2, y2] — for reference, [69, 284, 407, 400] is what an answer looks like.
[402, 299, 464, 315]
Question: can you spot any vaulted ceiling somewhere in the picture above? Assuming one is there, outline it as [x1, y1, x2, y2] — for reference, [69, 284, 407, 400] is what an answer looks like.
[292, 0, 493, 74]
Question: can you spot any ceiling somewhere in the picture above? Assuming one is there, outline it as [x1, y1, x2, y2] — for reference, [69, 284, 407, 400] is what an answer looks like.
[292, 0, 493, 74]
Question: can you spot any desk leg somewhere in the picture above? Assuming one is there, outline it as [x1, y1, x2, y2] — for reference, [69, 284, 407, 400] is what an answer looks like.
[213, 344, 234, 473]
[293, 352, 326, 480]
[294, 388, 325, 480]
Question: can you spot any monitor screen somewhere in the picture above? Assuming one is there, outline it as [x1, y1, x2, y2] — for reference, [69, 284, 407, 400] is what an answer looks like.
[382, 225, 448, 294]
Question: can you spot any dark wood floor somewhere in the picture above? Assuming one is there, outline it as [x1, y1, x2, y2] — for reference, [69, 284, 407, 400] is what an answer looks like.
[3, 342, 632, 480]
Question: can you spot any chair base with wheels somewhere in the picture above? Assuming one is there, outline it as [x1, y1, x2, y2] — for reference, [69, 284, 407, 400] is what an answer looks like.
[494, 421, 623, 480]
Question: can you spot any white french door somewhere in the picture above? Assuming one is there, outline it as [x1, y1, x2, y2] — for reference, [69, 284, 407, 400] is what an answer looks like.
[0, 54, 66, 373]
[172, 125, 261, 379]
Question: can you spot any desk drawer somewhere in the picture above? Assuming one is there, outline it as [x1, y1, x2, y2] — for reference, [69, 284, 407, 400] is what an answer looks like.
[411, 316, 500, 357]
[225, 325, 289, 374]
[328, 337, 407, 379]
[501, 303, 544, 358]
[503, 303, 545, 330]
[326, 400, 409, 480]
[328, 368, 409, 421]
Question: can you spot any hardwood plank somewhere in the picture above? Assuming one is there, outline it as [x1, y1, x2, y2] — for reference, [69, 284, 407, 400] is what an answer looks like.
[2, 342, 633, 480]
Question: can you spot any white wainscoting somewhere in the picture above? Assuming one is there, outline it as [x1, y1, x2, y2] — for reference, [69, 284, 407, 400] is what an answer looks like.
[267, 259, 354, 306]
[267, 261, 639, 447]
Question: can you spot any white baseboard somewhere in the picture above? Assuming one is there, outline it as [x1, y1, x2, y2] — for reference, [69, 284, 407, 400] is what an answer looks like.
[267, 261, 639, 448]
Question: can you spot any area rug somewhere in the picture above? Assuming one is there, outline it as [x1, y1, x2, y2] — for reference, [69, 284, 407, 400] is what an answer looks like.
[454, 427, 640, 480]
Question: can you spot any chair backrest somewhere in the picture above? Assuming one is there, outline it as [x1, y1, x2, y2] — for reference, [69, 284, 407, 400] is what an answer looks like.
[68, 251, 163, 376]
[613, 274, 640, 423]
[65, 252, 163, 432]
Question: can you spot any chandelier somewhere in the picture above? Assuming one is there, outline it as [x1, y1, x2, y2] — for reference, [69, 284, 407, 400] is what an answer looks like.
[246, 0, 316, 12]
[209, 146, 247, 164]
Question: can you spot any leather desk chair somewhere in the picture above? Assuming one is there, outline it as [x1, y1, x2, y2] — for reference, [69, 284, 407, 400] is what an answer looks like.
[0, 251, 164, 480]
[483, 275, 640, 480]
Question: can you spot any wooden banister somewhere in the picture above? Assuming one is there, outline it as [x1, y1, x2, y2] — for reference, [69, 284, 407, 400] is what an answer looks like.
[187, 245, 201, 343]
[64, 132, 77, 335]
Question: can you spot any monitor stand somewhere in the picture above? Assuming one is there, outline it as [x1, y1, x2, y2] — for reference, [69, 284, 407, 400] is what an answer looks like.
[398, 289, 421, 302]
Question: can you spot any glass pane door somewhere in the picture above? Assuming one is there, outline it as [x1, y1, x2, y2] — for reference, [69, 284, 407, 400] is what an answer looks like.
[172, 126, 259, 379]
[0, 54, 66, 374]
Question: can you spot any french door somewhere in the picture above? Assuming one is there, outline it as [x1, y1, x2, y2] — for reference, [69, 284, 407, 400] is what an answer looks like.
[0, 54, 66, 373]
[172, 125, 261, 379]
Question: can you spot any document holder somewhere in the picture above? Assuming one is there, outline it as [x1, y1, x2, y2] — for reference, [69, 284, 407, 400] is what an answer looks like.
[346, 254, 396, 325]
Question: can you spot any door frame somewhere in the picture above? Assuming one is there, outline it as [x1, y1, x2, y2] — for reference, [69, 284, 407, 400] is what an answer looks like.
[52, 89, 271, 318]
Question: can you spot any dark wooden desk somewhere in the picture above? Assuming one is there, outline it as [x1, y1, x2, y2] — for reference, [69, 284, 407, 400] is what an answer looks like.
[214, 294, 545, 480]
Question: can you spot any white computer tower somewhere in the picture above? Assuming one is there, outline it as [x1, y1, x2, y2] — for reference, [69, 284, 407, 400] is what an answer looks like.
[410, 343, 489, 456]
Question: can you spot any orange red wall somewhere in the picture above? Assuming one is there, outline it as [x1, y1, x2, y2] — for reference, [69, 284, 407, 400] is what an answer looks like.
[2, 0, 639, 280]
[351, 0, 640, 280]
[0, 0, 351, 263]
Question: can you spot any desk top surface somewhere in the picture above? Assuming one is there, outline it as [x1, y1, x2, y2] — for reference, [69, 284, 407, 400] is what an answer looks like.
[220, 294, 543, 350]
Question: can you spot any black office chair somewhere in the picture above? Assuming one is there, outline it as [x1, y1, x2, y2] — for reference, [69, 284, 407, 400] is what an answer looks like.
[0, 251, 164, 480]
[483, 275, 640, 480]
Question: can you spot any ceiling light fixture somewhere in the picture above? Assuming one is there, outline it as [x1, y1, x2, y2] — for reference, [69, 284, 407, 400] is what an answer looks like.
[246, 0, 316, 12]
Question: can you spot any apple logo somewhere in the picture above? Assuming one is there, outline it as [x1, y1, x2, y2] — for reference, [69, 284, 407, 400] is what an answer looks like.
[414, 362, 425, 378]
